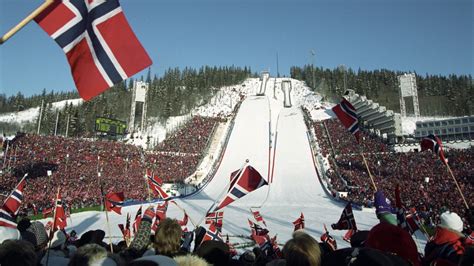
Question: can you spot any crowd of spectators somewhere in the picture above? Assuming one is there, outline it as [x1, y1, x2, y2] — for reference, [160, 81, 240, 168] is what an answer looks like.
[0, 115, 222, 213]
[1, 205, 473, 266]
[314, 119, 474, 225]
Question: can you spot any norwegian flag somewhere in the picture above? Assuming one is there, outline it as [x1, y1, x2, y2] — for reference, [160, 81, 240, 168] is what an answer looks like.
[201, 221, 223, 244]
[146, 171, 170, 200]
[215, 165, 268, 210]
[251, 209, 267, 227]
[332, 98, 360, 142]
[420, 134, 447, 165]
[147, 169, 163, 187]
[104, 191, 124, 214]
[331, 202, 357, 230]
[34, 0, 152, 101]
[205, 211, 224, 228]
[53, 191, 67, 230]
[0, 208, 17, 229]
[2, 175, 27, 216]
[132, 206, 142, 235]
[293, 212, 305, 231]
[248, 219, 269, 236]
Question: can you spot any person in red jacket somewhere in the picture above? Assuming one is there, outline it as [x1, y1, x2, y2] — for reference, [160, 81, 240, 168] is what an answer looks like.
[424, 211, 466, 266]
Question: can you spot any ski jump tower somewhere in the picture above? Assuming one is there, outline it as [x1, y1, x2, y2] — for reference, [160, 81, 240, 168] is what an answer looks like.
[398, 73, 420, 118]
[281, 80, 292, 108]
[257, 71, 270, 96]
[129, 81, 149, 133]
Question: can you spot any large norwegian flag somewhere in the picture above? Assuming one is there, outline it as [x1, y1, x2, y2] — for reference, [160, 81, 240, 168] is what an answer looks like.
[0, 209, 17, 229]
[105, 191, 124, 214]
[420, 134, 447, 165]
[331, 202, 357, 230]
[332, 98, 360, 142]
[215, 165, 268, 210]
[53, 191, 67, 230]
[34, 0, 152, 100]
[2, 175, 27, 216]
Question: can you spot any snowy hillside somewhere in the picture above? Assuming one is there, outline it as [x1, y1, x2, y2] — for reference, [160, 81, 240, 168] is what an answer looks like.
[36, 78, 430, 254]
[0, 99, 83, 124]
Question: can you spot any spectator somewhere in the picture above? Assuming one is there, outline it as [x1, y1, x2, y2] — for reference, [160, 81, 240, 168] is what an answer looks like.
[424, 211, 467, 265]
[282, 231, 322, 266]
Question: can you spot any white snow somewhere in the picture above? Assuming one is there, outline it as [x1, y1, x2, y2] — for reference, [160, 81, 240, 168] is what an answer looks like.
[0, 99, 83, 124]
[38, 78, 407, 252]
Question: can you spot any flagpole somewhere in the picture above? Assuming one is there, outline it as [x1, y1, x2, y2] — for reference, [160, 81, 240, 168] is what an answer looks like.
[45, 187, 60, 266]
[360, 152, 377, 191]
[0, 0, 54, 45]
[97, 158, 114, 253]
[196, 159, 249, 227]
[446, 164, 469, 209]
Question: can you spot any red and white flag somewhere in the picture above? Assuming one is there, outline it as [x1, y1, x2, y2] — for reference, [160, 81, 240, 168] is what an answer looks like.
[205, 211, 224, 228]
[53, 191, 67, 230]
[215, 165, 267, 210]
[420, 134, 447, 165]
[293, 212, 305, 231]
[201, 221, 223, 244]
[35, 0, 152, 100]
[332, 98, 360, 142]
[331, 202, 357, 230]
[0, 209, 17, 229]
[252, 209, 267, 227]
[2, 175, 27, 216]
[104, 191, 124, 214]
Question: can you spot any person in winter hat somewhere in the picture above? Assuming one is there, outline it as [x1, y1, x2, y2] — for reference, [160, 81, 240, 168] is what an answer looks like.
[40, 230, 74, 266]
[0, 240, 38, 266]
[424, 211, 467, 266]
[365, 222, 421, 266]
[373, 190, 397, 225]
[22, 221, 49, 252]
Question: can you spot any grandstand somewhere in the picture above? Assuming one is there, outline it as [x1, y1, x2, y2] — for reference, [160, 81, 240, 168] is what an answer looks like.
[345, 89, 403, 144]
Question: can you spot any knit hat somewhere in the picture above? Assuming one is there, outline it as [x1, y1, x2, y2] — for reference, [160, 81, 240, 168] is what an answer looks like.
[0, 227, 20, 244]
[25, 221, 48, 248]
[439, 211, 463, 233]
[365, 223, 420, 266]
[50, 230, 67, 249]
[374, 191, 393, 215]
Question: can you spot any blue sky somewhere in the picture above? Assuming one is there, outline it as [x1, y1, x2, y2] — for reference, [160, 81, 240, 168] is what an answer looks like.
[0, 0, 472, 97]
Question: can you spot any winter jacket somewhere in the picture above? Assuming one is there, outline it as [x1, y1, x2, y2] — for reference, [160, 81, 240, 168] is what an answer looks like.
[423, 227, 465, 266]
[40, 249, 70, 266]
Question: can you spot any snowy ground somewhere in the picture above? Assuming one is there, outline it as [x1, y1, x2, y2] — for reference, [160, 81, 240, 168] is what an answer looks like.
[37, 78, 432, 253]
[0, 99, 83, 124]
